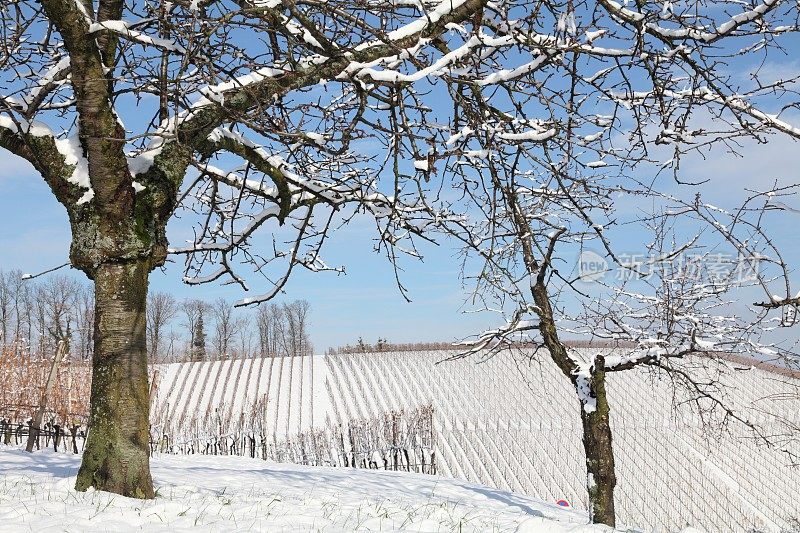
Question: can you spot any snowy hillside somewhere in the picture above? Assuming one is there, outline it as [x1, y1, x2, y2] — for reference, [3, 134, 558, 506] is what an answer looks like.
[146, 350, 800, 533]
[327, 350, 800, 533]
[0, 448, 613, 533]
[151, 354, 331, 438]
[6, 349, 798, 532]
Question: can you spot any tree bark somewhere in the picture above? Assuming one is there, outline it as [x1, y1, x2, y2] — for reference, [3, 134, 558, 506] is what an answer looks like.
[579, 358, 616, 527]
[75, 260, 154, 499]
[531, 281, 616, 526]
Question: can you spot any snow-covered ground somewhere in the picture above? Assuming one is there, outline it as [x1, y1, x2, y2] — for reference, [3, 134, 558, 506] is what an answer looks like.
[0, 448, 616, 532]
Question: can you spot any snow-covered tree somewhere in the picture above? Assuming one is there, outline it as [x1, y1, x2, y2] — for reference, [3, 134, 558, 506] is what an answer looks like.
[417, 1, 800, 526]
[0, 0, 485, 497]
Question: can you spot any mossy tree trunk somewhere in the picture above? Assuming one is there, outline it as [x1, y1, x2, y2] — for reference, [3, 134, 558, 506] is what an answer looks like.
[578, 358, 616, 526]
[75, 260, 154, 499]
[30, 0, 179, 499]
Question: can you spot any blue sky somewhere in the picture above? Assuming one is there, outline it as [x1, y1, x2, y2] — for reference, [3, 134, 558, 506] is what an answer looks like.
[0, 152, 495, 350]
[3, 128, 799, 352]
[2, 8, 800, 353]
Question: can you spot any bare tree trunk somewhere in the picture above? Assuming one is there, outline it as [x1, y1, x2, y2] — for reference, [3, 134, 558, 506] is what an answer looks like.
[532, 281, 616, 526]
[75, 261, 154, 499]
[579, 358, 616, 526]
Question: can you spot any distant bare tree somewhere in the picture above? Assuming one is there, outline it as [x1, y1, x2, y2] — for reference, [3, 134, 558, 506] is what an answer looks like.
[146, 292, 178, 362]
[256, 305, 273, 358]
[237, 316, 254, 358]
[211, 298, 243, 359]
[256, 304, 284, 357]
[0, 272, 95, 360]
[284, 300, 312, 357]
[73, 286, 94, 361]
[34, 276, 81, 356]
[13, 275, 34, 354]
[0, 271, 10, 344]
[254, 300, 312, 357]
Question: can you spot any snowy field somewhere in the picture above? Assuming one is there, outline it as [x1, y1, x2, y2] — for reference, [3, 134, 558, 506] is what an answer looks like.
[0, 448, 620, 533]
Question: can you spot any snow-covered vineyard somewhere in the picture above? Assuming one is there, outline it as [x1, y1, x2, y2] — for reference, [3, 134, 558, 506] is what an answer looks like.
[141, 349, 800, 533]
[2, 349, 798, 531]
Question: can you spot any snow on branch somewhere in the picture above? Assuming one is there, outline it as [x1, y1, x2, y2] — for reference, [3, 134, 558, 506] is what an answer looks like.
[88, 20, 187, 54]
[612, 88, 800, 140]
[4, 0, 800, 312]
[0, 114, 57, 138]
[599, 0, 785, 44]
[451, 307, 539, 361]
[175, 0, 486, 135]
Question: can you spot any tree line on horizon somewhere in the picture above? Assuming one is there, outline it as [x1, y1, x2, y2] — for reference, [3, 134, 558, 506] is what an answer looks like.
[0, 270, 312, 362]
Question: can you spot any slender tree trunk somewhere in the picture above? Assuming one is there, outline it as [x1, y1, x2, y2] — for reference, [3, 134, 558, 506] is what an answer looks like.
[532, 281, 616, 526]
[75, 260, 154, 499]
[579, 358, 616, 527]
